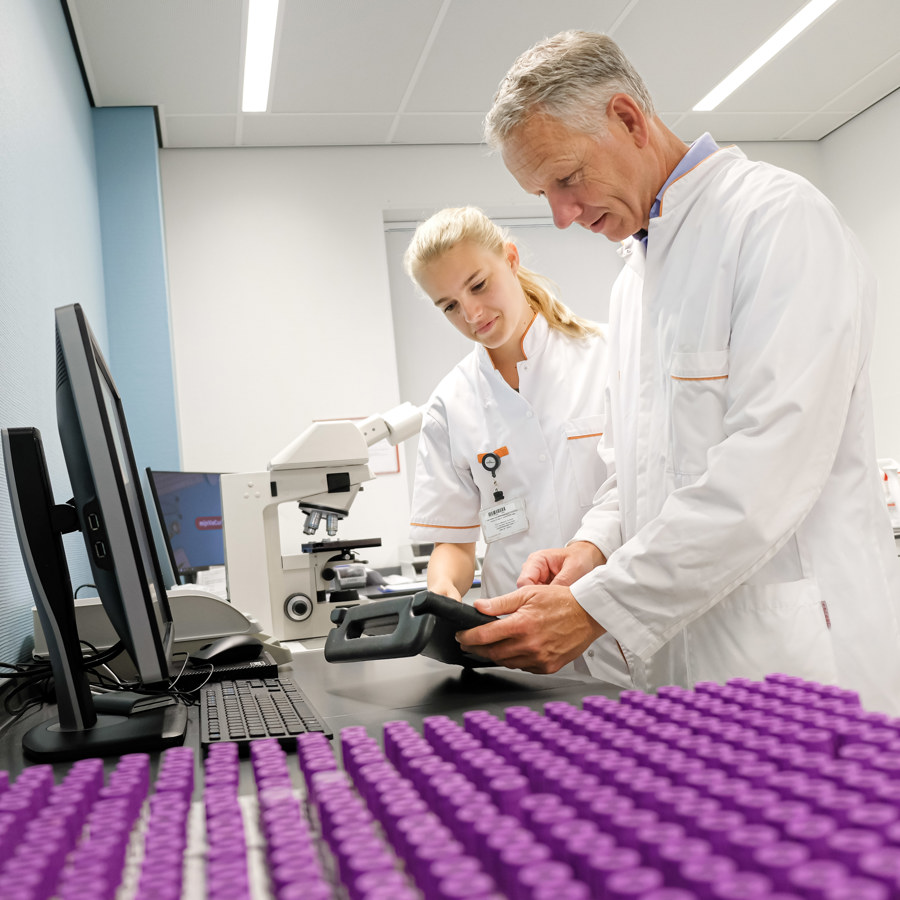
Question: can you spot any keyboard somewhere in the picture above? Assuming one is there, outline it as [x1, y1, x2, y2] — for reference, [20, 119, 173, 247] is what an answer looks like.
[199, 675, 332, 752]
[175, 651, 280, 692]
[2, 674, 898, 900]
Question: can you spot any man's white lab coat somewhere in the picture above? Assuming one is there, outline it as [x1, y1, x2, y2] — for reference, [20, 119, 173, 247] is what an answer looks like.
[571, 145, 900, 713]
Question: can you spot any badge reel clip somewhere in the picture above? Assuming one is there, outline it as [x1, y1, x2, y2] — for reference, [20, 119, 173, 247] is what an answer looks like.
[482, 451, 504, 501]
[478, 451, 528, 542]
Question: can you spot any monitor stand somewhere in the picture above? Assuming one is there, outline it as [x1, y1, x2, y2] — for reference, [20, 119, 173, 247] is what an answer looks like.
[22, 704, 188, 763]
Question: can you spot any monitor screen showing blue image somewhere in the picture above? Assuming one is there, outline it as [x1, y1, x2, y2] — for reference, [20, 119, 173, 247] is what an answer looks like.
[146, 470, 225, 577]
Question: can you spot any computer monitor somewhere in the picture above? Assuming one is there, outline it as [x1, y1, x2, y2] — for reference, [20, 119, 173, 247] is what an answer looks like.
[146, 469, 225, 582]
[1, 302, 187, 760]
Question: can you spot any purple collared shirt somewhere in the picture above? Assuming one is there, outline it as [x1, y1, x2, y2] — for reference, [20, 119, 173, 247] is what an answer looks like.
[636, 132, 720, 246]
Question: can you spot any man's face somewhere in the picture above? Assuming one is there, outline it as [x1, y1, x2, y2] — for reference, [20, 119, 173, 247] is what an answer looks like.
[501, 101, 654, 243]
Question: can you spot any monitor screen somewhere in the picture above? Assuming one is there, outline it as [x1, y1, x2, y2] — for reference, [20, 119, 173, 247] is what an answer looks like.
[146, 470, 225, 578]
[55, 303, 174, 685]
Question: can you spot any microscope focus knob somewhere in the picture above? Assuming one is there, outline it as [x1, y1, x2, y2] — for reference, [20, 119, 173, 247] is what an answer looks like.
[284, 593, 314, 622]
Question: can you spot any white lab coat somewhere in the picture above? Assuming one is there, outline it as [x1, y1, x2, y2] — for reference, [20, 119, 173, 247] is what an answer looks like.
[410, 313, 630, 686]
[570, 145, 900, 713]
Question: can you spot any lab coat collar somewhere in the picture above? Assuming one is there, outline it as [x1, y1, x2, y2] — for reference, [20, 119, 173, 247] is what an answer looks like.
[477, 312, 550, 374]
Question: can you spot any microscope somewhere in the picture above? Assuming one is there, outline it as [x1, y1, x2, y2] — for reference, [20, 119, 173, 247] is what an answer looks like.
[220, 403, 422, 641]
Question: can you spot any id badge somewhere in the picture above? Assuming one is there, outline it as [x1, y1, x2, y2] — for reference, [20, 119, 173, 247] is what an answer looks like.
[480, 496, 528, 543]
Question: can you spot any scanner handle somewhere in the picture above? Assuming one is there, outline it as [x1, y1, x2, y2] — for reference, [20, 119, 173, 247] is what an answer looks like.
[410, 590, 497, 629]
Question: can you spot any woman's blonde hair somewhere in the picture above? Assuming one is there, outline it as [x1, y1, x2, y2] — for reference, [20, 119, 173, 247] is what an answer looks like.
[403, 206, 601, 340]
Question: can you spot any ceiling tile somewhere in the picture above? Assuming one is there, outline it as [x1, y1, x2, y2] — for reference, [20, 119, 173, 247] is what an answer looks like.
[240, 113, 395, 147]
[672, 111, 814, 143]
[777, 111, 857, 141]
[70, 0, 243, 113]
[720, 0, 900, 114]
[271, 0, 445, 114]
[612, 0, 812, 113]
[62, 0, 900, 148]
[164, 115, 239, 148]
[821, 55, 900, 114]
[404, 0, 635, 114]
[390, 113, 486, 145]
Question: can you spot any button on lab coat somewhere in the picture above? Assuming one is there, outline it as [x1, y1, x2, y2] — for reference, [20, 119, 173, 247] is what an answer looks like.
[410, 313, 630, 685]
[570, 145, 900, 713]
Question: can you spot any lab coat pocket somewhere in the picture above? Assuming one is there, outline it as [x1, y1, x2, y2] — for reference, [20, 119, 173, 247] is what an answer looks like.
[685, 579, 838, 686]
[668, 350, 729, 477]
[564, 415, 607, 506]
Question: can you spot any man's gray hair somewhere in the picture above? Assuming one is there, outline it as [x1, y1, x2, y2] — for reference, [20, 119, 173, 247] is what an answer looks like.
[484, 30, 656, 150]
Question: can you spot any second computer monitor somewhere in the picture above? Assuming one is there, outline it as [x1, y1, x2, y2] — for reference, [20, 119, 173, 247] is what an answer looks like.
[146, 469, 225, 581]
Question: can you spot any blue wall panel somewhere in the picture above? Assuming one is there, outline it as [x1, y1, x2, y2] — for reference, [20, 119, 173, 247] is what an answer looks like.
[92, 107, 181, 474]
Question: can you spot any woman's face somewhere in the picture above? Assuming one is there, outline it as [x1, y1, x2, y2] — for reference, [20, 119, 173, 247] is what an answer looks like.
[418, 240, 532, 354]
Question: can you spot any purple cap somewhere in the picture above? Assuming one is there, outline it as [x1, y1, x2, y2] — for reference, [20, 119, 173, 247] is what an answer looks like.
[639, 892, 701, 900]
[723, 823, 780, 869]
[710, 872, 774, 899]
[840, 770, 889, 803]
[436, 871, 498, 900]
[427, 854, 485, 888]
[634, 821, 687, 865]
[826, 827, 885, 867]
[730, 788, 780, 825]
[787, 860, 852, 898]
[752, 841, 811, 891]
[655, 837, 713, 882]
[677, 854, 737, 892]
[760, 800, 813, 833]
[822, 877, 891, 900]
[532, 883, 592, 900]
[528, 804, 578, 845]
[546, 818, 599, 858]
[858, 847, 900, 887]
[562, 831, 618, 881]
[783, 814, 839, 855]
[584, 846, 642, 894]
[815, 789, 866, 827]
[608, 808, 661, 849]
[588, 793, 636, 831]
[654, 786, 701, 818]
[495, 841, 552, 885]
[604, 866, 665, 898]
[516, 860, 576, 897]
[277, 882, 339, 900]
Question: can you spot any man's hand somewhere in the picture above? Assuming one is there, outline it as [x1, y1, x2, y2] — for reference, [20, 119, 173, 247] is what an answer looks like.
[517, 541, 605, 588]
[458, 584, 606, 674]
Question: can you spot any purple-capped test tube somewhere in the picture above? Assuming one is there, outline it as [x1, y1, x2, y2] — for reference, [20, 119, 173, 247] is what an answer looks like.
[677, 854, 737, 895]
[786, 859, 852, 899]
[708, 871, 775, 899]
[436, 871, 498, 900]
[604, 865, 665, 898]
[584, 845, 642, 896]
[821, 877, 891, 900]
[858, 846, 900, 890]
[752, 840, 812, 892]
[532, 882, 592, 900]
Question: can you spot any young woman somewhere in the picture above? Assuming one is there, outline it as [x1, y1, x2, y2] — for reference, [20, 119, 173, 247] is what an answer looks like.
[404, 207, 629, 685]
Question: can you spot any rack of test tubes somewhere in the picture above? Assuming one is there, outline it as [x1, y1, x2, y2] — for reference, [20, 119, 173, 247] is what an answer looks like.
[4, 673, 900, 898]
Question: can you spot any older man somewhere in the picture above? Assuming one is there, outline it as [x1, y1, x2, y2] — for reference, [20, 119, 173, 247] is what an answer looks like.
[459, 30, 900, 713]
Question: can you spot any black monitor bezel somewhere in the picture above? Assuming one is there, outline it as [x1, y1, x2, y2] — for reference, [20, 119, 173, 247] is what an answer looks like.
[55, 303, 174, 684]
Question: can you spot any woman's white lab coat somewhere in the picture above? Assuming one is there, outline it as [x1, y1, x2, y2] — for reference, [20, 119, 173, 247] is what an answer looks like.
[570, 145, 900, 713]
[410, 313, 630, 685]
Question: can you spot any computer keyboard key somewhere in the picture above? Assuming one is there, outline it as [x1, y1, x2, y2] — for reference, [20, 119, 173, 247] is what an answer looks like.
[200, 676, 332, 753]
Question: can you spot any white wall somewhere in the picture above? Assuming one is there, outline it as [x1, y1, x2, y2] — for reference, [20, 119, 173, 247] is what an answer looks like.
[159, 144, 539, 567]
[164, 134, 889, 570]
[820, 89, 900, 463]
